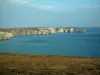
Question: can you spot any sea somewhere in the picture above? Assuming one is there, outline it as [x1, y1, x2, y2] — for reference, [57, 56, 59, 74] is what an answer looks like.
[0, 27, 100, 57]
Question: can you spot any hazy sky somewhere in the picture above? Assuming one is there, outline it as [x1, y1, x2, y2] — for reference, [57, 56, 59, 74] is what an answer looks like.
[0, 0, 100, 28]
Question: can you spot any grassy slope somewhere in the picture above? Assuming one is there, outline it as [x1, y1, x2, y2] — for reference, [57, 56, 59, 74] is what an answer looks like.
[0, 52, 100, 75]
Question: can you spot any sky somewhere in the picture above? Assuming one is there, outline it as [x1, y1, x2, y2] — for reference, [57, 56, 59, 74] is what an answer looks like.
[0, 0, 100, 28]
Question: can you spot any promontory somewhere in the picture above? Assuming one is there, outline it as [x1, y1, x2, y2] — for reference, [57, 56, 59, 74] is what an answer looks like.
[0, 27, 85, 40]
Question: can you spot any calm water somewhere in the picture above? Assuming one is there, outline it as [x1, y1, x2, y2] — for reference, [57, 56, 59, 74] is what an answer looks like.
[0, 27, 100, 57]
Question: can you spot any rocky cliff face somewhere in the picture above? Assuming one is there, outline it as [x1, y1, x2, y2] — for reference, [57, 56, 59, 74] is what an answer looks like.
[57, 28, 85, 33]
[0, 32, 14, 40]
[0, 27, 85, 40]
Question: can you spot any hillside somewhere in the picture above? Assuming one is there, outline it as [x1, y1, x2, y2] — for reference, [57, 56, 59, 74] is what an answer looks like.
[0, 52, 100, 75]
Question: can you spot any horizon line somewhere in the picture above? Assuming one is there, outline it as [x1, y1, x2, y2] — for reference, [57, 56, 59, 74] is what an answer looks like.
[0, 27, 100, 29]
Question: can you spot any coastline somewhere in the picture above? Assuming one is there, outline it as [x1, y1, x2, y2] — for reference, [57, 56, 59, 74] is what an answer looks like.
[0, 52, 100, 75]
[0, 27, 85, 40]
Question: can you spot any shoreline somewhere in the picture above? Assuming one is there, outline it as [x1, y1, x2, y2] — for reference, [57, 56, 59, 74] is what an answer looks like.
[0, 52, 100, 75]
[0, 27, 85, 40]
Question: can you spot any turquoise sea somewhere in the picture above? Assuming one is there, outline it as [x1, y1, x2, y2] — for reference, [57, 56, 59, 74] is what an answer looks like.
[0, 27, 100, 57]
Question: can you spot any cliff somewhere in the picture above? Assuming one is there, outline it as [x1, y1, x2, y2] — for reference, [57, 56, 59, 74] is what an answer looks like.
[0, 27, 85, 40]
[0, 32, 14, 40]
[57, 28, 85, 33]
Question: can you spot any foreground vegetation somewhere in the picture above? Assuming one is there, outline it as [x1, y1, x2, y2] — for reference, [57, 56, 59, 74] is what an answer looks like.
[0, 52, 100, 75]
